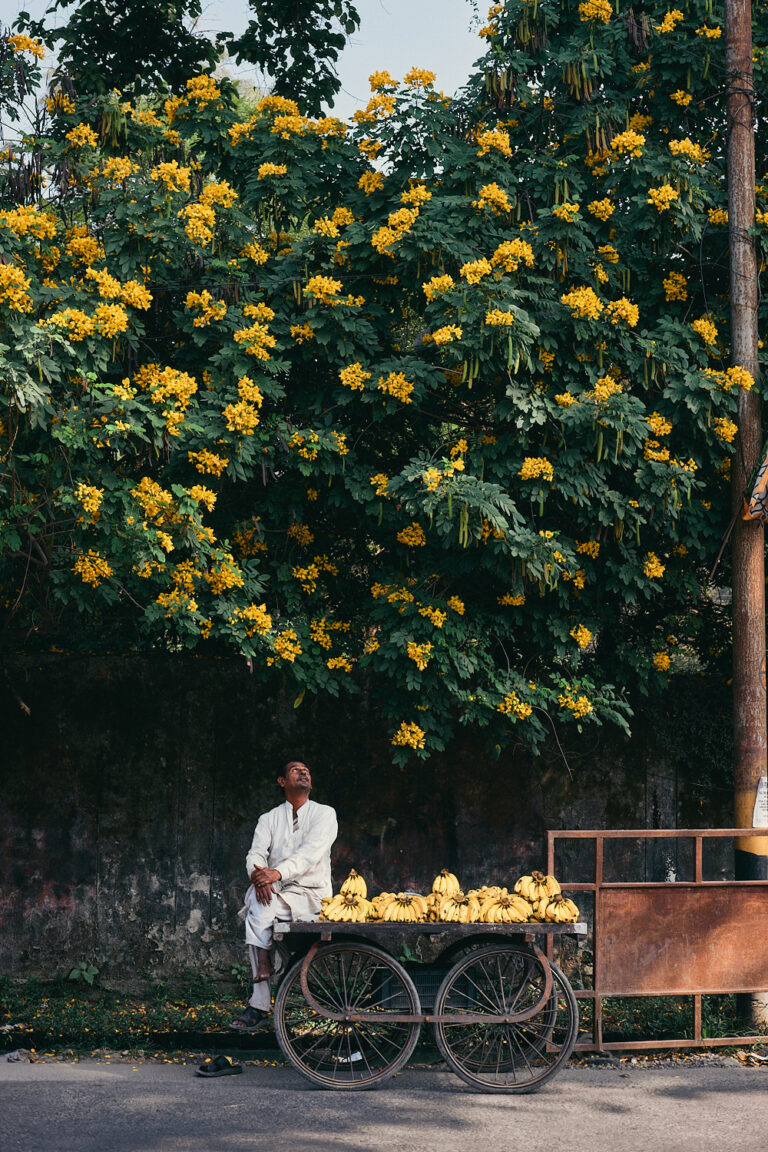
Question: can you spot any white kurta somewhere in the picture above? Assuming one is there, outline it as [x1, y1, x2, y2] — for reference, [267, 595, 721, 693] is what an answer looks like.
[242, 799, 337, 945]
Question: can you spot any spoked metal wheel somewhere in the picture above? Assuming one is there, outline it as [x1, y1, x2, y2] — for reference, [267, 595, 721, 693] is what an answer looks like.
[274, 942, 422, 1089]
[433, 945, 578, 1093]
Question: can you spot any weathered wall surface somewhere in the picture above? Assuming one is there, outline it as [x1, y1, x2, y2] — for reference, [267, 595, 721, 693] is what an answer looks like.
[0, 656, 733, 977]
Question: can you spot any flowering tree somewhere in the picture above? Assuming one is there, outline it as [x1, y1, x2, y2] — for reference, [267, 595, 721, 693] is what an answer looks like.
[1, 1, 765, 762]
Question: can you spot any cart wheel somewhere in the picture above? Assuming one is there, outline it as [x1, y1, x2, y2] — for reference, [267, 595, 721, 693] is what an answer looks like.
[274, 942, 422, 1089]
[432, 945, 578, 1093]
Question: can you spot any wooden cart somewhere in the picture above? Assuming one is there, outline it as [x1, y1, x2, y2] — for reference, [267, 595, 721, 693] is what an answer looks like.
[271, 920, 586, 1092]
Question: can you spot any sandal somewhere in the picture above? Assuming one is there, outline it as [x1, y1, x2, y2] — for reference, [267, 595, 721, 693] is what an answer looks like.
[196, 1055, 243, 1078]
[229, 1006, 271, 1033]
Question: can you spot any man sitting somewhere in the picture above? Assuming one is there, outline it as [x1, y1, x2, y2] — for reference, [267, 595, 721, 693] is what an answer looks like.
[230, 758, 337, 1032]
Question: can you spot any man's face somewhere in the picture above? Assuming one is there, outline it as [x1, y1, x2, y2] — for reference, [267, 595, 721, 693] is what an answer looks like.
[279, 761, 312, 792]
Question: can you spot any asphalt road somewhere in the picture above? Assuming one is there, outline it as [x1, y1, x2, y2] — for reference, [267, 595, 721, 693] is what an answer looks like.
[1, 1061, 767, 1152]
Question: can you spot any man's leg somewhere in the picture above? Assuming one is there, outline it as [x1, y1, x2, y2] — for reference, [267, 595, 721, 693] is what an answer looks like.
[231, 891, 291, 1030]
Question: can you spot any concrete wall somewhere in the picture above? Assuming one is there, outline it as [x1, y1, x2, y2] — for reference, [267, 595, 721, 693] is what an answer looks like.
[0, 655, 733, 977]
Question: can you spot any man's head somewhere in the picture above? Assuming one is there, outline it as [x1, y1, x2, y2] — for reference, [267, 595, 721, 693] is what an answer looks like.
[278, 759, 312, 796]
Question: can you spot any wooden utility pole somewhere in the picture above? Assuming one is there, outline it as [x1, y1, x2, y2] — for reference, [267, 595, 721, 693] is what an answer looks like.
[725, 2, 768, 888]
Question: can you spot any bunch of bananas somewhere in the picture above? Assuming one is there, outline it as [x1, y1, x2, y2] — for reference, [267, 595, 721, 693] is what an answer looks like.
[538, 893, 580, 923]
[431, 869, 461, 897]
[479, 890, 533, 923]
[320, 892, 372, 922]
[339, 869, 367, 899]
[439, 891, 482, 923]
[378, 892, 429, 922]
[514, 871, 561, 903]
[319, 868, 580, 925]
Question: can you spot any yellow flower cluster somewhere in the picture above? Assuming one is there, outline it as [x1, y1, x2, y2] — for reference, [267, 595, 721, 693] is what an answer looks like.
[498, 592, 525, 606]
[714, 417, 738, 443]
[241, 242, 269, 265]
[477, 128, 512, 157]
[305, 275, 343, 304]
[606, 297, 639, 327]
[492, 238, 535, 271]
[150, 161, 191, 192]
[553, 202, 580, 222]
[570, 624, 592, 649]
[137, 364, 197, 435]
[692, 317, 718, 345]
[0, 265, 33, 312]
[370, 473, 389, 496]
[696, 24, 722, 38]
[66, 226, 105, 265]
[664, 271, 687, 301]
[644, 439, 670, 462]
[200, 180, 237, 208]
[485, 309, 515, 326]
[391, 721, 426, 749]
[610, 130, 645, 158]
[397, 522, 426, 546]
[447, 596, 465, 614]
[401, 186, 431, 208]
[94, 303, 129, 337]
[44, 307, 95, 340]
[473, 183, 512, 214]
[186, 485, 217, 511]
[643, 553, 665, 579]
[656, 9, 684, 33]
[205, 555, 245, 594]
[186, 75, 220, 106]
[498, 692, 533, 719]
[561, 285, 603, 320]
[404, 67, 436, 87]
[555, 393, 577, 407]
[74, 482, 104, 519]
[179, 203, 216, 245]
[292, 563, 320, 592]
[422, 274, 455, 300]
[234, 304, 276, 360]
[598, 244, 619, 263]
[188, 449, 228, 476]
[185, 290, 227, 327]
[588, 198, 615, 221]
[222, 399, 260, 435]
[378, 372, 414, 403]
[327, 655, 354, 672]
[372, 206, 420, 254]
[359, 171, 385, 195]
[0, 205, 57, 239]
[426, 325, 462, 345]
[273, 627, 302, 663]
[654, 652, 671, 671]
[460, 257, 492, 284]
[73, 549, 112, 587]
[646, 412, 672, 437]
[558, 691, 593, 717]
[369, 70, 395, 90]
[290, 322, 314, 343]
[257, 163, 288, 180]
[578, 0, 612, 22]
[232, 604, 272, 636]
[131, 476, 175, 521]
[671, 90, 692, 106]
[669, 137, 710, 164]
[647, 184, 679, 212]
[519, 457, 554, 481]
[66, 124, 99, 148]
[407, 641, 433, 670]
[722, 365, 754, 392]
[8, 33, 45, 58]
[418, 605, 447, 628]
[708, 208, 728, 224]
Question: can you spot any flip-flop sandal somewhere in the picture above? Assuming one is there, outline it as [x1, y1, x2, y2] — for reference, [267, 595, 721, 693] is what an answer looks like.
[196, 1055, 243, 1078]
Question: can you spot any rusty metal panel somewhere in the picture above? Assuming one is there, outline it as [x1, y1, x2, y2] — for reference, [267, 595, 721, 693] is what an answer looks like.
[597, 884, 768, 994]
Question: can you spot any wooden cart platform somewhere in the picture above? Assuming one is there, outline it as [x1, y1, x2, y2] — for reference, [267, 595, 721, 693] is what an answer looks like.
[270, 920, 586, 1092]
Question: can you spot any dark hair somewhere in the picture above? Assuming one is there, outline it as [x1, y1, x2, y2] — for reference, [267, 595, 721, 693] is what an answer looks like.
[279, 758, 311, 777]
